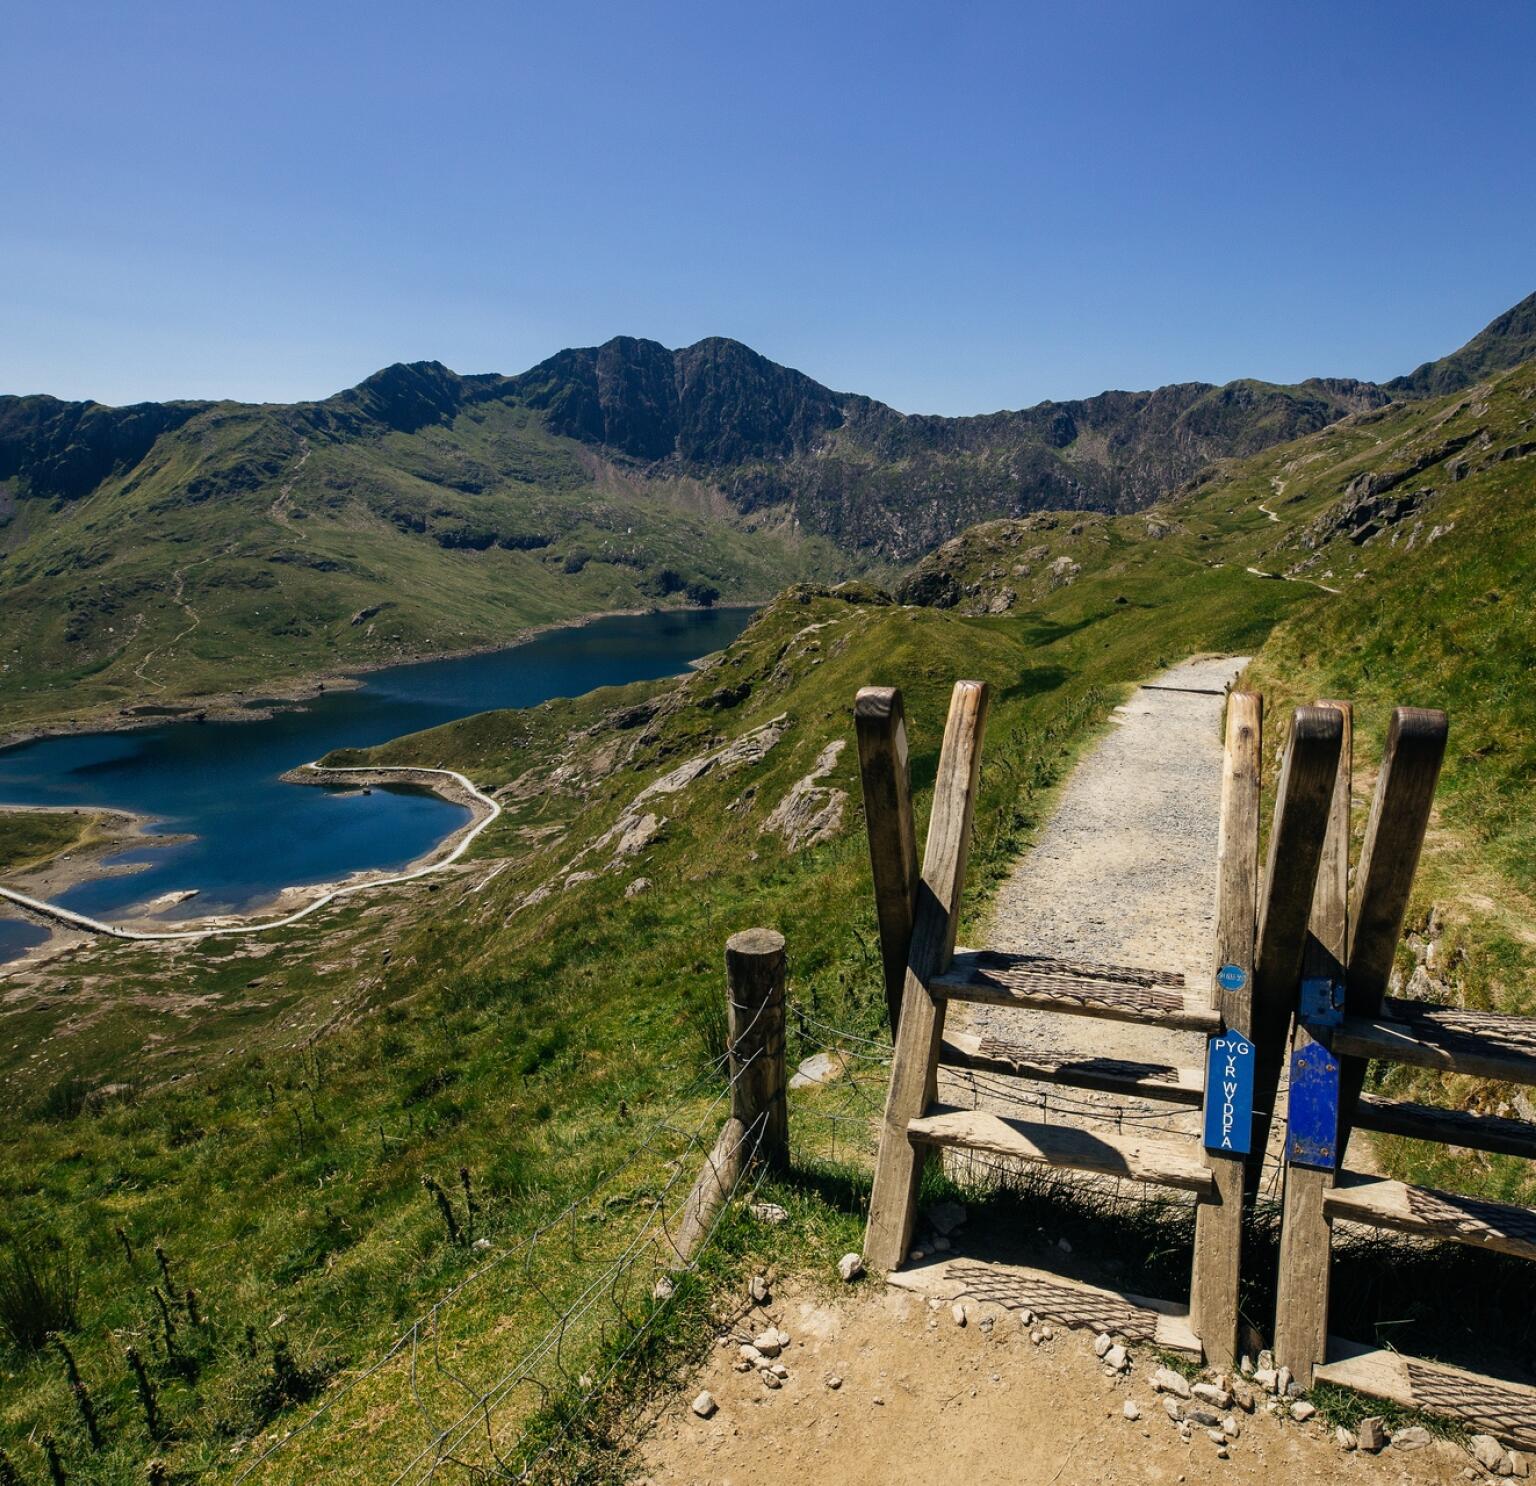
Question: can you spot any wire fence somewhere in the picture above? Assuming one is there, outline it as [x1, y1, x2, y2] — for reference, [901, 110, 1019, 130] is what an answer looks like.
[233, 994, 796, 1484]
[235, 988, 1242, 1482]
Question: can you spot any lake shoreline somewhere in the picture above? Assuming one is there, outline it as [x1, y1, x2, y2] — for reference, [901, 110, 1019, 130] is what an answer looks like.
[0, 763, 496, 965]
[0, 802, 175, 896]
[0, 601, 762, 753]
[0, 604, 757, 969]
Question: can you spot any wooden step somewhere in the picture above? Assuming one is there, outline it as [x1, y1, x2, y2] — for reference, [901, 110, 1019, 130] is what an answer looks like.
[1316, 1337, 1536, 1449]
[887, 1252, 1201, 1355]
[940, 1030, 1204, 1106]
[907, 1103, 1215, 1194]
[1323, 1173, 1536, 1261]
[1355, 1094, 1536, 1159]
[932, 949, 1222, 1032]
[1333, 999, 1536, 1085]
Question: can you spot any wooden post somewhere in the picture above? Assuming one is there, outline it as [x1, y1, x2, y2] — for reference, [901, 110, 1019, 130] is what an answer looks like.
[1336, 707, 1448, 1158]
[667, 928, 789, 1267]
[1190, 690, 1262, 1370]
[856, 686, 919, 1034]
[864, 680, 990, 1272]
[1274, 701, 1351, 1385]
[1244, 705, 1344, 1193]
[668, 1116, 750, 1265]
[726, 927, 789, 1172]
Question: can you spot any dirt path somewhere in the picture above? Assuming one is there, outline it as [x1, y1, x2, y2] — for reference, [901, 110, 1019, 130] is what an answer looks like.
[268, 437, 311, 532]
[637, 1277, 1463, 1486]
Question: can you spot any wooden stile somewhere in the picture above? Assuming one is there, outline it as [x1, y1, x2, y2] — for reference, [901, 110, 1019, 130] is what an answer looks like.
[855, 686, 920, 1034]
[1273, 700, 1351, 1385]
[1190, 690, 1262, 1371]
[864, 680, 990, 1272]
[1245, 704, 1344, 1192]
[1337, 707, 1448, 1156]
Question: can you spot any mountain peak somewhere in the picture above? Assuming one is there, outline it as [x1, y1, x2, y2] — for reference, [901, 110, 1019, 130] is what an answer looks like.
[509, 335, 847, 464]
[332, 360, 470, 432]
[1386, 289, 1536, 398]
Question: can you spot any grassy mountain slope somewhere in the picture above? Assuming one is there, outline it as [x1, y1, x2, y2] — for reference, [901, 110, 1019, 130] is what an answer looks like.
[35, 297, 1536, 735]
[1, 356, 1534, 1480]
[1387, 289, 1536, 398]
[0, 379, 841, 737]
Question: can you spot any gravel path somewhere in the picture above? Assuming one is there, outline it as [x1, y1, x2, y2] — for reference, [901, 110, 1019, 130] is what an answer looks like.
[944, 654, 1249, 1141]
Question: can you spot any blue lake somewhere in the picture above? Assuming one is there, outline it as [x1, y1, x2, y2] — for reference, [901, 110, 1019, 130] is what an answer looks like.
[0, 606, 753, 957]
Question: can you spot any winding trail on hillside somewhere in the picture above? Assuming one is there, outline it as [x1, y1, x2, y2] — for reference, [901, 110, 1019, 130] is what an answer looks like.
[268, 437, 311, 532]
[132, 554, 218, 692]
[0, 765, 499, 946]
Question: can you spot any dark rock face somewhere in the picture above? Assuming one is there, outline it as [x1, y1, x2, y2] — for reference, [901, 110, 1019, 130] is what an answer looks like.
[509, 335, 845, 464]
[894, 568, 962, 608]
[0, 395, 207, 500]
[497, 335, 1398, 559]
[329, 360, 471, 433]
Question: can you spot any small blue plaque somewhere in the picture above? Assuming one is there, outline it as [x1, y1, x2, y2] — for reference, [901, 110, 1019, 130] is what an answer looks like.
[1286, 1041, 1340, 1169]
[1216, 963, 1248, 993]
[1300, 976, 1344, 1028]
[1203, 1032, 1256, 1154]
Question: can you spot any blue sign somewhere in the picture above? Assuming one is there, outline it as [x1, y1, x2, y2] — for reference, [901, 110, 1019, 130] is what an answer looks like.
[1300, 976, 1344, 1028]
[1216, 963, 1248, 993]
[1287, 1041, 1340, 1169]
[1203, 1033, 1256, 1154]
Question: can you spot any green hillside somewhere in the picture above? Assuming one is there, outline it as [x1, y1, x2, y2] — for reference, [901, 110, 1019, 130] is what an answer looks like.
[1, 354, 1533, 1480]
[0, 382, 842, 739]
[29, 298, 1534, 738]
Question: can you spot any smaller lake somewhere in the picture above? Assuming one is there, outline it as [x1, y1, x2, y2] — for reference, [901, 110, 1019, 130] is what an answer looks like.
[0, 606, 753, 954]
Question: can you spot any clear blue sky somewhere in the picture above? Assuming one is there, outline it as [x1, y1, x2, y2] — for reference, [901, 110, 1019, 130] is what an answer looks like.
[3, 1, 1532, 414]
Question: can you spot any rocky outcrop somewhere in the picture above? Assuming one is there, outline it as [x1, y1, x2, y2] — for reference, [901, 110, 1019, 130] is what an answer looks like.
[0, 394, 207, 500]
[762, 740, 847, 851]
[633, 715, 791, 804]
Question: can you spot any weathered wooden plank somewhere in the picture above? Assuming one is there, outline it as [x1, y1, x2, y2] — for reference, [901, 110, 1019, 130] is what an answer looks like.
[855, 686, 919, 1034]
[939, 1029, 1204, 1105]
[666, 1116, 748, 1266]
[1191, 690, 1263, 1370]
[1275, 699, 1351, 1386]
[933, 949, 1220, 1030]
[1333, 1001, 1536, 1086]
[1316, 1339, 1536, 1449]
[1355, 1095, 1536, 1159]
[864, 680, 990, 1272]
[886, 1254, 1201, 1355]
[725, 927, 788, 1171]
[908, 1103, 1216, 1194]
[1246, 704, 1345, 1190]
[1324, 1173, 1536, 1261]
[1337, 707, 1448, 1155]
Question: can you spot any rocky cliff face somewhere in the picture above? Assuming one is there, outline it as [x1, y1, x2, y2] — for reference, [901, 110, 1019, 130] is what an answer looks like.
[0, 395, 208, 500]
[508, 335, 848, 464]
